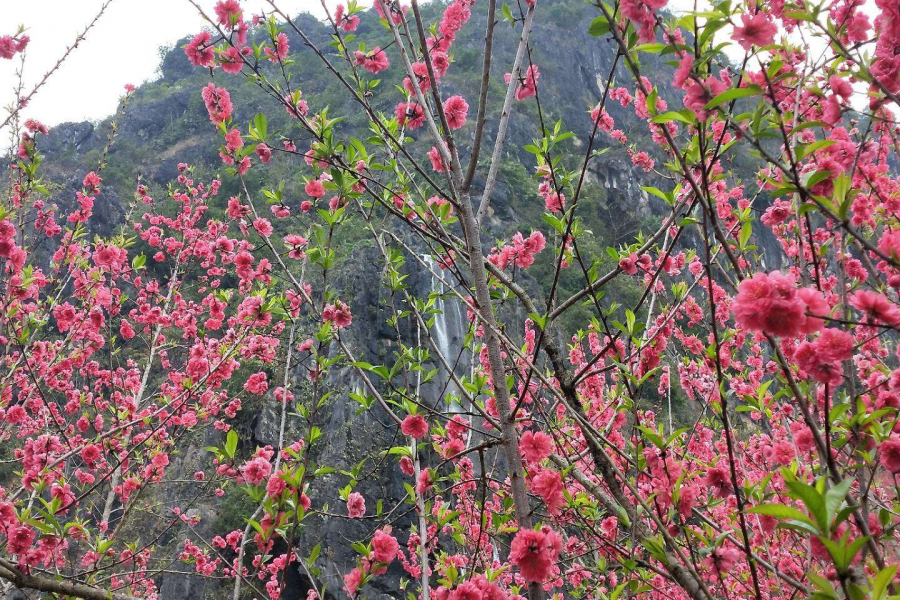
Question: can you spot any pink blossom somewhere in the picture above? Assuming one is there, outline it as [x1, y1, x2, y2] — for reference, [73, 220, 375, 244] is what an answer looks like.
[241, 457, 273, 485]
[403, 62, 432, 95]
[590, 104, 615, 131]
[443, 95, 469, 129]
[214, 0, 242, 25]
[265, 32, 290, 62]
[830, 75, 853, 101]
[732, 272, 826, 338]
[253, 218, 273, 238]
[428, 146, 446, 172]
[372, 529, 399, 562]
[706, 546, 741, 573]
[225, 129, 243, 151]
[703, 466, 732, 498]
[881, 439, 900, 472]
[847, 12, 870, 42]
[795, 341, 845, 385]
[81, 444, 101, 466]
[0, 35, 28, 60]
[851, 290, 900, 325]
[285, 234, 308, 259]
[620, 0, 666, 43]
[335, 4, 360, 31]
[395, 101, 426, 129]
[761, 200, 791, 226]
[673, 54, 694, 89]
[354, 47, 390, 74]
[520, 430, 553, 463]
[683, 74, 729, 121]
[509, 527, 562, 582]
[543, 191, 565, 213]
[202, 83, 233, 124]
[244, 372, 268, 395]
[6, 525, 34, 555]
[83, 171, 101, 191]
[431, 52, 450, 77]
[732, 12, 777, 51]
[266, 474, 287, 497]
[343, 567, 363, 596]
[822, 94, 842, 127]
[416, 468, 432, 495]
[274, 387, 294, 403]
[256, 143, 272, 163]
[400, 456, 415, 476]
[401, 414, 429, 438]
[347, 491, 366, 518]
[448, 582, 482, 600]
[506, 65, 539, 101]
[305, 179, 325, 199]
[322, 301, 352, 328]
[531, 469, 565, 514]
[185, 31, 215, 67]
[815, 328, 854, 362]
[620, 254, 638, 275]
[631, 151, 654, 172]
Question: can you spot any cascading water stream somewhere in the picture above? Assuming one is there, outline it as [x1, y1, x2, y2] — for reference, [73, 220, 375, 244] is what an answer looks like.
[422, 255, 467, 414]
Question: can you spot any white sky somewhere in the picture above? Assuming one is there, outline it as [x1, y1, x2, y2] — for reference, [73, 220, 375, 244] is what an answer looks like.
[0, 0, 325, 131]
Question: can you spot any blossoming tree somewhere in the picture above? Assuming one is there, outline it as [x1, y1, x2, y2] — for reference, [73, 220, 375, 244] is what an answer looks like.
[3, 0, 900, 598]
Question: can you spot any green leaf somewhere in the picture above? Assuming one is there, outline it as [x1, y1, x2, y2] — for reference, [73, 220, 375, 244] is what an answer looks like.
[793, 120, 828, 133]
[823, 478, 852, 525]
[832, 173, 852, 220]
[820, 534, 868, 573]
[872, 564, 898, 600]
[225, 429, 238, 459]
[528, 312, 547, 330]
[542, 213, 566, 234]
[588, 15, 610, 36]
[785, 480, 829, 534]
[645, 88, 659, 114]
[625, 309, 636, 335]
[747, 503, 813, 525]
[635, 426, 665, 449]
[807, 571, 839, 599]
[703, 86, 761, 111]
[641, 186, 674, 204]
[804, 169, 834, 190]
[797, 139, 836, 161]
[634, 43, 666, 53]
[253, 112, 268, 139]
[651, 110, 695, 125]
[739, 220, 752, 249]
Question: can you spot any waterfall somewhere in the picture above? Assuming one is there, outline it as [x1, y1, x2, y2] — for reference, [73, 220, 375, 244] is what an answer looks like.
[422, 255, 467, 413]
